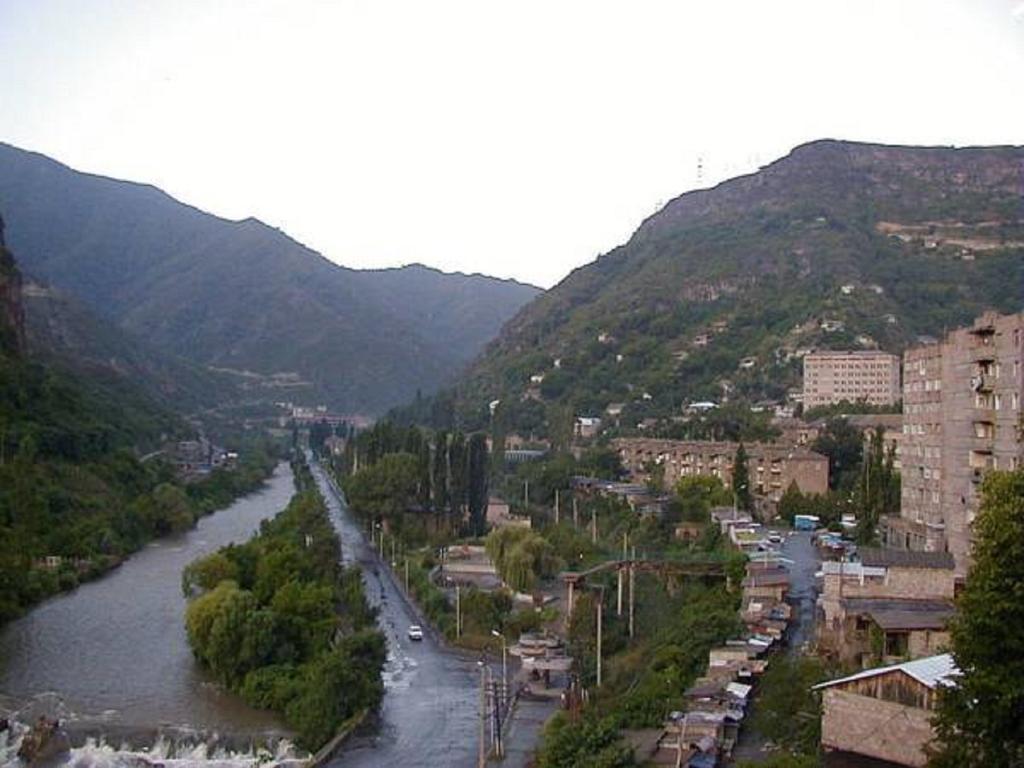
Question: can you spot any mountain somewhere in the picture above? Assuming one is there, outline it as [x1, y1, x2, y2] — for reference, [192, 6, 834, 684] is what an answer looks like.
[0, 143, 540, 415]
[22, 277, 239, 414]
[448, 140, 1024, 434]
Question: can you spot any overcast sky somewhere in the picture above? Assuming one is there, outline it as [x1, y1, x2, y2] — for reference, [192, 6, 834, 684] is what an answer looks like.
[2, 1, 1023, 288]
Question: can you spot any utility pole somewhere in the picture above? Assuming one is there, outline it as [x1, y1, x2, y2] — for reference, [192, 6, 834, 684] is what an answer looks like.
[524, 479, 530, 510]
[404, 558, 410, 592]
[629, 546, 636, 639]
[596, 595, 603, 687]
[591, 507, 598, 544]
[478, 663, 487, 768]
[573, 496, 579, 528]
[492, 677, 503, 758]
[617, 566, 624, 617]
[554, 489, 560, 525]
[391, 537, 396, 567]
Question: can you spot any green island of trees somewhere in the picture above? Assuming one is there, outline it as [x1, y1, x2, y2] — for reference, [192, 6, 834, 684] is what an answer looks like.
[183, 455, 385, 750]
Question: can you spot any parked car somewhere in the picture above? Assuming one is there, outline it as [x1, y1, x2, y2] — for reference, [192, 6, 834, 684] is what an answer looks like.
[767, 533, 783, 544]
[408, 625, 424, 641]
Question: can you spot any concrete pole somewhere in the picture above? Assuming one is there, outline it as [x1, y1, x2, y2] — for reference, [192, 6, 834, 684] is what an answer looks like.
[501, 639, 508, 711]
[391, 538, 396, 566]
[572, 496, 579, 528]
[591, 508, 598, 544]
[491, 676, 502, 758]
[617, 567, 624, 617]
[629, 547, 636, 639]
[405, 558, 410, 592]
[596, 597, 603, 687]
[567, 580, 575, 618]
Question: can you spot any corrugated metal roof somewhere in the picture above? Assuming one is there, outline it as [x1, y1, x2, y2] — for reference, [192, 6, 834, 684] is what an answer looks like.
[858, 547, 955, 570]
[813, 653, 959, 691]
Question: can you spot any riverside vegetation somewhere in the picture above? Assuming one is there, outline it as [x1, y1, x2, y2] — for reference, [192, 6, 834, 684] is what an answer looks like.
[183, 454, 385, 750]
[0, 230, 278, 623]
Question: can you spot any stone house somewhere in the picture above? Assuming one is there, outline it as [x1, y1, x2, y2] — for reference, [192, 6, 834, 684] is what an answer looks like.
[817, 548, 955, 666]
[814, 653, 958, 767]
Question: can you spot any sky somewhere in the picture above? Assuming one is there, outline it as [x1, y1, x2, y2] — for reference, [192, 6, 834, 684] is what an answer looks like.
[1, 1, 1023, 289]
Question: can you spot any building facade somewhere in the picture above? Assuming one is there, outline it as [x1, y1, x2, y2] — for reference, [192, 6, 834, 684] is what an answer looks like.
[802, 350, 902, 409]
[612, 438, 829, 502]
[885, 311, 1024, 573]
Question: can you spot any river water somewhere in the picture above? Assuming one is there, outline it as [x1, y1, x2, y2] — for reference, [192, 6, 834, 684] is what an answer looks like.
[0, 462, 301, 767]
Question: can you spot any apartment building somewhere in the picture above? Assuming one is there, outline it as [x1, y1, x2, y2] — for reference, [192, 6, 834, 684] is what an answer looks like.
[885, 311, 1024, 573]
[802, 350, 902, 409]
[612, 438, 829, 502]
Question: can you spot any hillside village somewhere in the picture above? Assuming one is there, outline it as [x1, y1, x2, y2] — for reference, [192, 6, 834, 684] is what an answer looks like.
[326, 307, 1023, 768]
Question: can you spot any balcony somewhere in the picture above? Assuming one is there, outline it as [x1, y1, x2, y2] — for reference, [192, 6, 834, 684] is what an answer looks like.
[970, 373, 995, 393]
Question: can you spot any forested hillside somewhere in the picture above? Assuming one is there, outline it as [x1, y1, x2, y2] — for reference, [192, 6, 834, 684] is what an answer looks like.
[0, 143, 539, 414]
[445, 140, 1024, 435]
[0, 226, 274, 622]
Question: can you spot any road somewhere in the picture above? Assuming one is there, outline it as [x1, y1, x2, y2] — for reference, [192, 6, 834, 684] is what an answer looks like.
[730, 529, 821, 764]
[308, 460, 482, 768]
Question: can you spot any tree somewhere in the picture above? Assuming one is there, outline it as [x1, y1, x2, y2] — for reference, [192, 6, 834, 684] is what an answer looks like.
[485, 527, 562, 594]
[854, 428, 900, 544]
[732, 443, 752, 512]
[675, 476, 732, 522]
[151, 482, 195, 534]
[930, 469, 1024, 768]
[812, 418, 864, 492]
[432, 430, 449, 511]
[467, 433, 490, 535]
[182, 551, 239, 595]
[537, 712, 636, 768]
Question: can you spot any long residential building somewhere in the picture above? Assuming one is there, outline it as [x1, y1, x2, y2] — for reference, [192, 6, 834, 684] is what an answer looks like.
[802, 350, 902, 409]
[612, 438, 829, 502]
[884, 310, 1024, 574]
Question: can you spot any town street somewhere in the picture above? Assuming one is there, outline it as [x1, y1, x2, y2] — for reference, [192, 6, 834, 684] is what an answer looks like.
[309, 459, 483, 768]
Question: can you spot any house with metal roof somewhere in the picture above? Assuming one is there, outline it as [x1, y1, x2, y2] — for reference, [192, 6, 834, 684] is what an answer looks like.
[814, 653, 958, 767]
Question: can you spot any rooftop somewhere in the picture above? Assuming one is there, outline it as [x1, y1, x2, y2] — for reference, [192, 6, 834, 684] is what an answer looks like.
[813, 653, 959, 692]
[858, 547, 955, 570]
[841, 598, 955, 631]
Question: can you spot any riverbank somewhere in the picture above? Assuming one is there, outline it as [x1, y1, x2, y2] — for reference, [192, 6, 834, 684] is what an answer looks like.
[0, 462, 297, 748]
[0, 445, 280, 626]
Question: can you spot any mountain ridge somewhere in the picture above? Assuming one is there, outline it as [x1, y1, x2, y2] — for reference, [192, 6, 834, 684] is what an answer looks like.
[0, 143, 540, 414]
[444, 139, 1024, 434]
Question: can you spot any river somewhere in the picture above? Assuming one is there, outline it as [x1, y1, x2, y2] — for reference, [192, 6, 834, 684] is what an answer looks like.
[0, 462, 300, 767]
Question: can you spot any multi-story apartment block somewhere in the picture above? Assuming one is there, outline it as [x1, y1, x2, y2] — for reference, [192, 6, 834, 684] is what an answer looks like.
[802, 350, 902, 409]
[885, 311, 1024, 574]
[612, 438, 829, 502]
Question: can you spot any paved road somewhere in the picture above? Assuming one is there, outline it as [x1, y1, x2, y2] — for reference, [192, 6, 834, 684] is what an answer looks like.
[309, 460, 482, 768]
[730, 529, 821, 764]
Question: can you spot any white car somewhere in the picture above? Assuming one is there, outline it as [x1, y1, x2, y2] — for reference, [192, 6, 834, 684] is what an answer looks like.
[408, 625, 424, 641]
